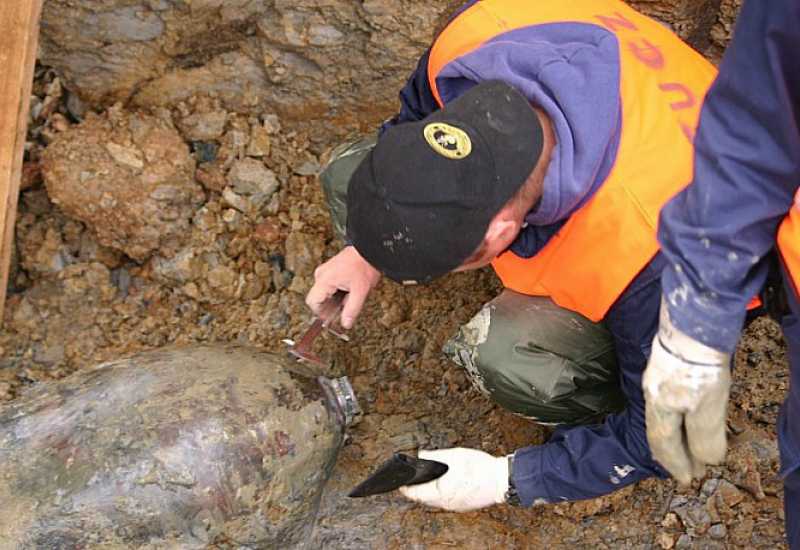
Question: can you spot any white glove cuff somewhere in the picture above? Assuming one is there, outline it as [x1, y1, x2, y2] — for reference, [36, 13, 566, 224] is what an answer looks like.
[493, 454, 511, 505]
[658, 297, 731, 366]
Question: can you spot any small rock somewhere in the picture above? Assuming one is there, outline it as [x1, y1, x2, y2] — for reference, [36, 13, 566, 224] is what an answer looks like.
[199, 313, 214, 326]
[29, 95, 43, 122]
[79, 232, 122, 269]
[294, 159, 319, 176]
[388, 432, 419, 451]
[730, 517, 755, 546]
[192, 141, 219, 163]
[701, 478, 720, 497]
[241, 277, 264, 301]
[196, 164, 227, 192]
[208, 265, 236, 290]
[252, 218, 282, 245]
[152, 249, 200, 284]
[222, 187, 251, 214]
[708, 523, 727, 540]
[33, 343, 65, 366]
[149, 185, 185, 202]
[728, 439, 768, 500]
[228, 159, 278, 196]
[287, 274, 310, 295]
[264, 193, 281, 215]
[179, 111, 227, 141]
[661, 512, 680, 529]
[254, 261, 270, 278]
[669, 495, 689, 510]
[674, 534, 692, 550]
[105, 142, 144, 170]
[684, 505, 711, 535]
[308, 23, 345, 46]
[247, 125, 271, 157]
[656, 532, 675, 549]
[704, 494, 721, 523]
[183, 282, 201, 300]
[111, 267, 132, 296]
[224, 160, 279, 215]
[66, 91, 87, 121]
[222, 208, 242, 226]
[12, 298, 38, 330]
[284, 231, 324, 277]
[20, 162, 42, 191]
[272, 266, 292, 292]
[262, 114, 281, 134]
[716, 480, 744, 508]
[393, 329, 425, 353]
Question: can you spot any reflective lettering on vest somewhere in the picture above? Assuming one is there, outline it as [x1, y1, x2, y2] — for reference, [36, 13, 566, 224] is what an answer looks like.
[659, 82, 697, 111]
[428, 0, 717, 321]
[595, 12, 637, 32]
[629, 38, 665, 70]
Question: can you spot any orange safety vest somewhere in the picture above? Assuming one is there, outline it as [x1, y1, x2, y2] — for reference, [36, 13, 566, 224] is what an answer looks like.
[428, 0, 717, 321]
[778, 191, 800, 296]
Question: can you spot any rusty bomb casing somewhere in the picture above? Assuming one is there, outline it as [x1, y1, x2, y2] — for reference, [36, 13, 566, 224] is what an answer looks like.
[0, 345, 359, 549]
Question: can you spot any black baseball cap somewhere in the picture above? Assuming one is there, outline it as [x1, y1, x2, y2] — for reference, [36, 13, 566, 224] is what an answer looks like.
[346, 80, 544, 284]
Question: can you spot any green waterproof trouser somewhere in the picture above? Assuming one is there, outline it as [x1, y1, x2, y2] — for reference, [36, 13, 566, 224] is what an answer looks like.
[320, 135, 378, 241]
[442, 290, 624, 426]
[320, 137, 624, 426]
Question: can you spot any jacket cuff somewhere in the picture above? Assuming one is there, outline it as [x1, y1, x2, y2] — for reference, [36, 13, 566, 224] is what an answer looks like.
[658, 296, 732, 364]
[510, 446, 551, 507]
[660, 273, 746, 354]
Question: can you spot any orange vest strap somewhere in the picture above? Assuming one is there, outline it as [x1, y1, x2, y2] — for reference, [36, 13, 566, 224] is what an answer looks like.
[778, 190, 800, 297]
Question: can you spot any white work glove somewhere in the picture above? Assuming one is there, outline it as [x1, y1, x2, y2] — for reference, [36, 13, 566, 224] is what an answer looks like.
[642, 298, 732, 485]
[399, 448, 510, 512]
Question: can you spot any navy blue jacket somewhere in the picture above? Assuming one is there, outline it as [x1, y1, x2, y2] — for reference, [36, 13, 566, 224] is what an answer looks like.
[659, 0, 800, 353]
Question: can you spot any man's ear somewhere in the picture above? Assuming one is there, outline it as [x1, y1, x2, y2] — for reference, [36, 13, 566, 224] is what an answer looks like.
[485, 218, 519, 245]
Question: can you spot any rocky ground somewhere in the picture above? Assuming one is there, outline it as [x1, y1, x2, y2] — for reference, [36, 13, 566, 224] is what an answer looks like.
[0, 59, 789, 549]
[3, 0, 791, 547]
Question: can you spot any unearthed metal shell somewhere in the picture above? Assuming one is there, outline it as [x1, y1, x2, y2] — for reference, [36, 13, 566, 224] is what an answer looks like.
[0, 345, 354, 549]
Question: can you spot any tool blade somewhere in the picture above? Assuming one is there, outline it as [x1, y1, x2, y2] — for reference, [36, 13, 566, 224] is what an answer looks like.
[347, 453, 449, 498]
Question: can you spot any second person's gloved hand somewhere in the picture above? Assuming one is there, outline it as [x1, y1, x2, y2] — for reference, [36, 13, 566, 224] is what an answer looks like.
[399, 448, 510, 512]
[642, 297, 732, 484]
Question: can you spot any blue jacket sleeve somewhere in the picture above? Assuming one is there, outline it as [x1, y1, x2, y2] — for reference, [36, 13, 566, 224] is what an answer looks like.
[511, 255, 669, 505]
[658, 0, 800, 352]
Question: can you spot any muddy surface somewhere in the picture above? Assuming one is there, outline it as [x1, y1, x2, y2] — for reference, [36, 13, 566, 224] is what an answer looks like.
[0, 346, 346, 549]
[2, 1, 789, 546]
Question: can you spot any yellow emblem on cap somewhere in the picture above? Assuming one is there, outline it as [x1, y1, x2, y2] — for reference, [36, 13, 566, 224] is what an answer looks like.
[423, 123, 472, 160]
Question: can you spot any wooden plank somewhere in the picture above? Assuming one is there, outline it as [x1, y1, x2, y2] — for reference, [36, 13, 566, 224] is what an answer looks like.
[0, 0, 43, 323]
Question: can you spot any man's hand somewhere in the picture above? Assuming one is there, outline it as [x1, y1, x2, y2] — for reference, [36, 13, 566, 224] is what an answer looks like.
[305, 246, 381, 329]
[399, 448, 509, 512]
[643, 298, 732, 485]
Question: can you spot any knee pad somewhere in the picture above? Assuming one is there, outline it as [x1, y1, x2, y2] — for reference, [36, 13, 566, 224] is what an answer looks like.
[443, 290, 624, 426]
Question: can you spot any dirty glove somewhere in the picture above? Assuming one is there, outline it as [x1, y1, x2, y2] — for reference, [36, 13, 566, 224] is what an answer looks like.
[643, 298, 732, 485]
[399, 448, 509, 512]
